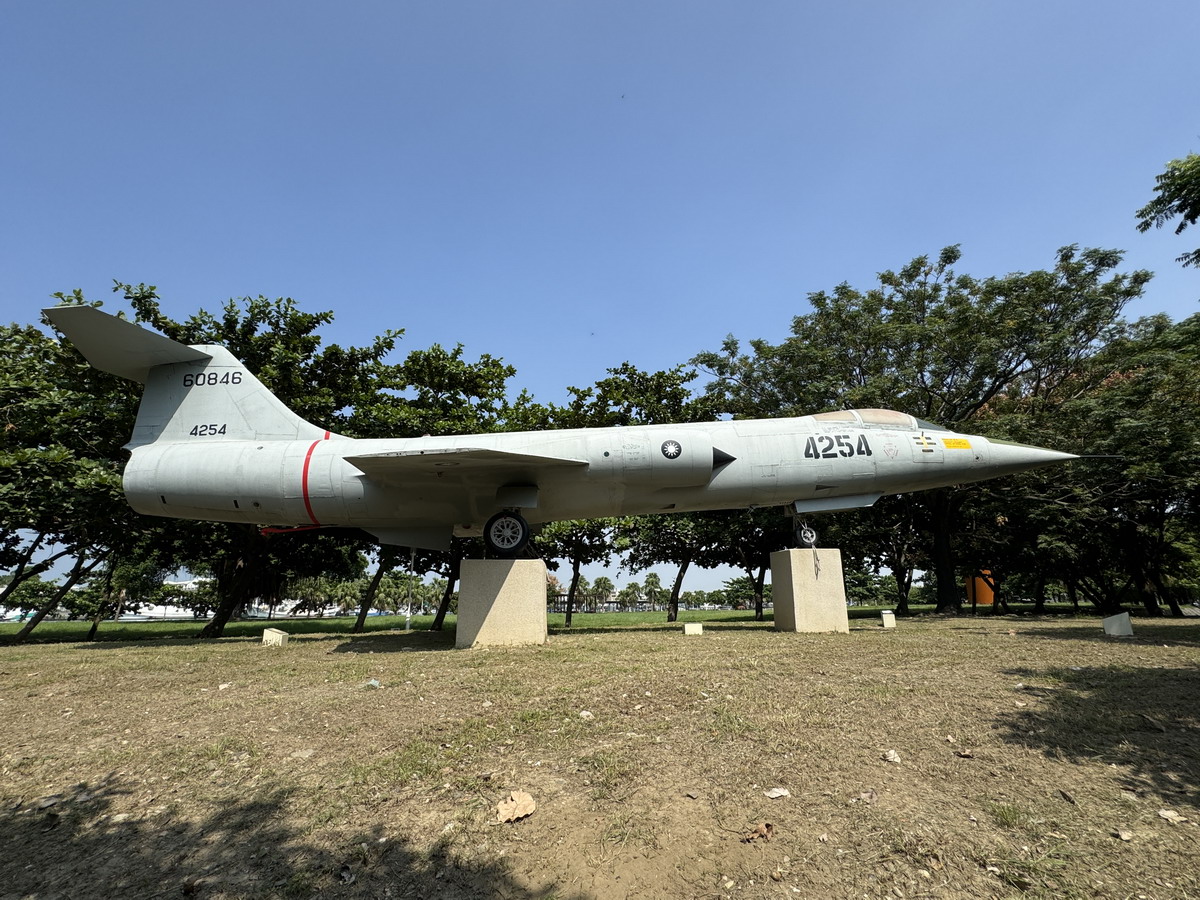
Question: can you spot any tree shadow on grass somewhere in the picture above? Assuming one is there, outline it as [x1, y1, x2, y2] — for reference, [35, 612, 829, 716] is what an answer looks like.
[993, 661, 1200, 812]
[23, 624, 459, 654]
[0, 615, 445, 647]
[0, 773, 582, 899]
[329, 629, 458, 653]
[1018, 620, 1200, 649]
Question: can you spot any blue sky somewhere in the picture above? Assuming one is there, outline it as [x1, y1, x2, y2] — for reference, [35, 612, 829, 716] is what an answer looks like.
[4, 1, 1198, 592]
[4, 0, 1196, 407]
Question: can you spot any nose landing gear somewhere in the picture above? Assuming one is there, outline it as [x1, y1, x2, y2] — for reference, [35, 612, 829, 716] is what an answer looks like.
[794, 521, 818, 548]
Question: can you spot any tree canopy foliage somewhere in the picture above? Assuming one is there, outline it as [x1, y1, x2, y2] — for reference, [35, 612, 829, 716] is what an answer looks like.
[694, 244, 1168, 613]
[0, 313, 155, 638]
[1136, 152, 1200, 268]
[5, 204, 1200, 635]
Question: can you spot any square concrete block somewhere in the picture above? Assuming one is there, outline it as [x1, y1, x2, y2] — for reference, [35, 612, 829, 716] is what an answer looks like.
[771, 548, 849, 634]
[1103, 612, 1133, 637]
[880, 610, 897, 629]
[262, 627, 288, 647]
[683, 623, 703, 635]
[456, 559, 549, 649]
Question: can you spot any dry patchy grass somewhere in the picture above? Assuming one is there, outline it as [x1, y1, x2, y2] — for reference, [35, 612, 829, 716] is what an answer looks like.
[1, 616, 1198, 899]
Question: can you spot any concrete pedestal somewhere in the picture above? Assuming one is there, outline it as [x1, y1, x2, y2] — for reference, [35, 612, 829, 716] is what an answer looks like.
[456, 559, 549, 649]
[771, 548, 849, 634]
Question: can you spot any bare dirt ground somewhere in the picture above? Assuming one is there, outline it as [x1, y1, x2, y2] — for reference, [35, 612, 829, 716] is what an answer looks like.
[2, 615, 1198, 900]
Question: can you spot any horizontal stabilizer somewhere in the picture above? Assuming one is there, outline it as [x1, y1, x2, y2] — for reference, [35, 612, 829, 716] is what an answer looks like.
[345, 447, 587, 485]
[43, 305, 210, 383]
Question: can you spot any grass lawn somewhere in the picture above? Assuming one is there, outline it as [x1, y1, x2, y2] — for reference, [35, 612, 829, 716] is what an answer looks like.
[1, 612, 1196, 898]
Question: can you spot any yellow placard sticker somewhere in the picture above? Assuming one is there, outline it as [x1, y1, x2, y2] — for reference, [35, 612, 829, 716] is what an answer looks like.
[942, 438, 972, 450]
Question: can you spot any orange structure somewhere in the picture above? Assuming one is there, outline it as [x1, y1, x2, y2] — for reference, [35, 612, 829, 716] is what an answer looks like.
[966, 570, 995, 608]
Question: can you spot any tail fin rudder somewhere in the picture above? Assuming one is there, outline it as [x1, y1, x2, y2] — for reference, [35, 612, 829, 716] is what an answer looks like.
[43, 305, 332, 447]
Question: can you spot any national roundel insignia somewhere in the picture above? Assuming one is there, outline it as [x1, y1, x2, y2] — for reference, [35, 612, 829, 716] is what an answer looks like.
[661, 440, 682, 459]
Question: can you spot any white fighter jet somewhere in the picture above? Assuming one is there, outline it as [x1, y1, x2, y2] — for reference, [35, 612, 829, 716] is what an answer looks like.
[44, 305, 1077, 556]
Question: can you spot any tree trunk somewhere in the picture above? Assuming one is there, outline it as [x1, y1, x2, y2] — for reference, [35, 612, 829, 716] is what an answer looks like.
[200, 555, 254, 638]
[983, 570, 1010, 615]
[1146, 571, 1185, 617]
[1079, 576, 1121, 615]
[666, 559, 690, 623]
[886, 542, 914, 615]
[13, 553, 99, 643]
[353, 552, 395, 633]
[564, 557, 581, 628]
[1131, 554, 1162, 618]
[87, 586, 124, 641]
[87, 571, 117, 642]
[431, 555, 462, 631]
[893, 567, 913, 615]
[111, 584, 127, 622]
[753, 565, 768, 621]
[0, 538, 69, 610]
[930, 491, 962, 613]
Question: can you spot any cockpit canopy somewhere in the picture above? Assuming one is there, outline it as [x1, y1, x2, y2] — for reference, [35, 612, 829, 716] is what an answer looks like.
[810, 408, 948, 432]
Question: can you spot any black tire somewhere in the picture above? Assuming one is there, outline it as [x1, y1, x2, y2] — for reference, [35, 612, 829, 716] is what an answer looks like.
[485, 511, 531, 557]
[796, 524, 818, 548]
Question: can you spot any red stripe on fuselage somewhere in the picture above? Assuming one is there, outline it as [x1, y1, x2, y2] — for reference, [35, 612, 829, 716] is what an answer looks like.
[300, 433, 332, 525]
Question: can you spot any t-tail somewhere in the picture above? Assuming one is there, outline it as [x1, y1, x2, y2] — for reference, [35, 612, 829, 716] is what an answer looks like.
[43, 305, 332, 447]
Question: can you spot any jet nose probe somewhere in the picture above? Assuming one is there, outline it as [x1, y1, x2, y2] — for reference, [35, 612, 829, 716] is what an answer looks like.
[979, 437, 1079, 477]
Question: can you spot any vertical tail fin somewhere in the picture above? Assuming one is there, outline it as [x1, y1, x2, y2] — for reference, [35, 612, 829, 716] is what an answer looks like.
[43, 305, 332, 447]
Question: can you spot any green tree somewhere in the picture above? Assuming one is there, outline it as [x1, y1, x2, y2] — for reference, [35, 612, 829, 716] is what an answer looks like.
[350, 344, 515, 439]
[590, 575, 615, 611]
[109, 282, 399, 637]
[426, 539, 482, 630]
[537, 519, 614, 627]
[697, 508, 794, 620]
[720, 576, 772, 610]
[75, 551, 173, 639]
[526, 362, 717, 622]
[696, 246, 1149, 612]
[1019, 315, 1200, 614]
[345, 334, 517, 623]
[642, 572, 665, 611]
[1136, 153, 1200, 268]
[554, 363, 719, 428]
[0, 313, 156, 641]
[351, 547, 401, 632]
[619, 515, 726, 622]
[617, 580, 643, 611]
[349, 551, 448, 631]
[938, 310, 1200, 617]
[819, 497, 927, 614]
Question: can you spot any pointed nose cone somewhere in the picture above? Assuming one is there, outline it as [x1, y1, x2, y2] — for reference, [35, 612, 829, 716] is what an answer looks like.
[982, 438, 1077, 477]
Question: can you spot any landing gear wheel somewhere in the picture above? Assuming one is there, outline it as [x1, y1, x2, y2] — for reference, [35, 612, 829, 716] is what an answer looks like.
[795, 523, 818, 548]
[485, 511, 531, 557]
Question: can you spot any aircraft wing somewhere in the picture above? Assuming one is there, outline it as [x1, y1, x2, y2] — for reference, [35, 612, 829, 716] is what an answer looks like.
[344, 447, 588, 486]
